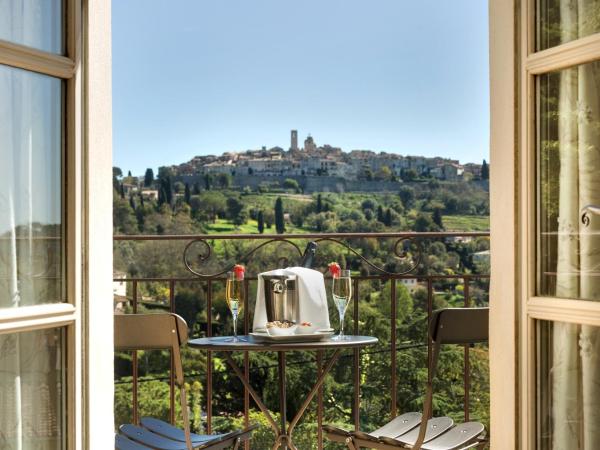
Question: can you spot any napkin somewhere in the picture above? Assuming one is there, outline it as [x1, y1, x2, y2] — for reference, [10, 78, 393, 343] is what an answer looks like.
[252, 267, 331, 331]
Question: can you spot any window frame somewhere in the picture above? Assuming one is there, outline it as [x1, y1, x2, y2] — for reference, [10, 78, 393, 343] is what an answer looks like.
[0, 0, 114, 448]
[519, 1, 600, 448]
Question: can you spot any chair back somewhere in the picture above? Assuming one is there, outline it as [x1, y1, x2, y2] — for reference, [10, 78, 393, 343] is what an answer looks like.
[115, 313, 188, 351]
[429, 307, 488, 346]
[413, 307, 489, 450]
[114, 313, 194, 449]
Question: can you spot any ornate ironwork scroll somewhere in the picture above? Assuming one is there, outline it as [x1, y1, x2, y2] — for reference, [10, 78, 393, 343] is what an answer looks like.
[183, 236, 422, 278]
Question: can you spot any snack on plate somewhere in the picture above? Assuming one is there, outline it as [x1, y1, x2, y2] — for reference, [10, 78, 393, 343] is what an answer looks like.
[265, 321, 298, 336]
[296, 321, 318, 334]
[266, 321, 295, 329]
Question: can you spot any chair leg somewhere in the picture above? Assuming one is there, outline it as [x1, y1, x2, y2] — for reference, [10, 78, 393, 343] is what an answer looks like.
[232, 437, 241, 450]
[345, 436, 359, 450]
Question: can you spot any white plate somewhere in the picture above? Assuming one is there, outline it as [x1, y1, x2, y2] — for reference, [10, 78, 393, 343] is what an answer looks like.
[249, 331, 334, 343]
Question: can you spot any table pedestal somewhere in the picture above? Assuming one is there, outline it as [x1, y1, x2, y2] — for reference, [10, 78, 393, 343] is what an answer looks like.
[223, 349, 342, 450]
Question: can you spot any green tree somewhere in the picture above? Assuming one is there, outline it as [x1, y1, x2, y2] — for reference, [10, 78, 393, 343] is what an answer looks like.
[184, 183, 191, 205]
[481, 159, 489, 180]
[204, 173, 213, 190]
[173, 181, 185, 194]
[384, 208, 392, 226]
[316, 194, 323, 213]
[144, 168, 154, 187]
[432, 207, 444, 229]
[376, 165, 393, 181]
[401, 168, 418, 182]
[283, 178, 300, 192]
[113, 166, 122, 191]
[192, 183, 201, 195]
[257, 210, 265, 234]
[226, 197, 246, 225]
[216, 173, 232, 189]
[274, 197, 285, 234]
[398, 186, 416, 209]
[377, 205, 384, 223]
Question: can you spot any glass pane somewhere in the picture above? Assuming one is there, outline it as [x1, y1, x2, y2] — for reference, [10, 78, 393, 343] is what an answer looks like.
[537, 0, 600, 51]
[0, 0, 64, 54]
[0, 65, 63, 308]
[537, 61, 600, 300]
[0, 327, 65, 449]
[536, 320, 600, 449]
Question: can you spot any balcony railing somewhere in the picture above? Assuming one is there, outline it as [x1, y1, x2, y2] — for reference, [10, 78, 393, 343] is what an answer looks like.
[113, 231, 490, 449]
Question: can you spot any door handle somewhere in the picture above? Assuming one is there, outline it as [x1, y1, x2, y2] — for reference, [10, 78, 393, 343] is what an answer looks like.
[581, 205, 600, 227]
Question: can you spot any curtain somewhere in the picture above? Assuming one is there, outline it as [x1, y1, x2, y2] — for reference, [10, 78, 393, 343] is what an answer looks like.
[0, 3, 64, 448]
[552, 1, 600, 449]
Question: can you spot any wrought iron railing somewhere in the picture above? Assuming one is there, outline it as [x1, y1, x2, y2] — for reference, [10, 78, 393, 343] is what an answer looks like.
[113, 231, 490, 449]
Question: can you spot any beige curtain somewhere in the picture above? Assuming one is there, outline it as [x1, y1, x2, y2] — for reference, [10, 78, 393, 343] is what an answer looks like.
[552, 1, 600, 449]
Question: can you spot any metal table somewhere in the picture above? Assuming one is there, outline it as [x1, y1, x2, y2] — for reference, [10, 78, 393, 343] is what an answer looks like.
[188, 335, 378, 450]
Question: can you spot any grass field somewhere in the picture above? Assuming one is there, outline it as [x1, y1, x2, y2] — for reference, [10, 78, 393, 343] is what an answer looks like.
[442, 215, 490, 231]
[204, 218, 310, 235]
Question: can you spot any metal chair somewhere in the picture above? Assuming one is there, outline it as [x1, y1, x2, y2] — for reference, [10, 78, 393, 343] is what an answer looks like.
[114, 313, 256, 449]
[323, 307, 489, 450]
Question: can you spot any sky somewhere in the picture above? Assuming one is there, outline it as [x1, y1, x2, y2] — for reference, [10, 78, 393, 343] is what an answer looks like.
[112, 0, 490, 175]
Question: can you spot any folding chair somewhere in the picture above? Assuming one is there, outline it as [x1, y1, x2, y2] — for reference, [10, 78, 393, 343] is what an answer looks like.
[323, 307, 489, 450]
[114, 313, 256, 449]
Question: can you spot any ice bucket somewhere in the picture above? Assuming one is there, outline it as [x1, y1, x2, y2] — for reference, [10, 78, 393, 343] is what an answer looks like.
[262, 274, 298, 323]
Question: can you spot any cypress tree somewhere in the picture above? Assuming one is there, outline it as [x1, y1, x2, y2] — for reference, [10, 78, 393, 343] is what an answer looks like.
[184, 183, 191, 205]
[275, 197, 285, 234]
[257, 210, 265, 234]
[384, 208, 392, 226]
[120, 183, 125, 199]
[377, 205, 384, 222]
[432, 208, 444, 229]
[144, 168, 154, 187]
[316, 194, 323, 213]
[481, 159, 489, 180]
[129, 194, 135, 210]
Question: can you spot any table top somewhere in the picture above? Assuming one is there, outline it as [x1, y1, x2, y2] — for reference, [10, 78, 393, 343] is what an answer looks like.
[188, 335, 378, 352]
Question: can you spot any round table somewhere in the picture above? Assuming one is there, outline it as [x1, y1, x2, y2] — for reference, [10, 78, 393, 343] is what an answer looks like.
[188, 335, 378, 450]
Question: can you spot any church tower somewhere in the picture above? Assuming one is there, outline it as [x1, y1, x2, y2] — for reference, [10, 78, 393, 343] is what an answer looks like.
[290, 130, 298, 151]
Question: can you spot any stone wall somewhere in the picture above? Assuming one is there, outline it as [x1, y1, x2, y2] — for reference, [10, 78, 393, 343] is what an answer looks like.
[176, 174, 403, 193]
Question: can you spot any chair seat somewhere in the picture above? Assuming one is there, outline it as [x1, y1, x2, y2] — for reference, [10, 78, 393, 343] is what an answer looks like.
[141, 417, 223, 444]
[370, 412, 422, 439]
[120, 424, 193, 450]
[421, 422, 485, 450]
[388, 417, 454, 445]
[115, 434, 153, 450]
[325, 416, 485, 450]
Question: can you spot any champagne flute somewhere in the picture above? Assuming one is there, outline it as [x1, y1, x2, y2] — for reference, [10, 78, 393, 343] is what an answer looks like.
[226, 269, 244, 342]
[332, 269, 352, 340]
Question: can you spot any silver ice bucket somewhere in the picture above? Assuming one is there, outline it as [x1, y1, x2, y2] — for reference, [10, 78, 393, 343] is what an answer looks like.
[262, 275, 298, 323]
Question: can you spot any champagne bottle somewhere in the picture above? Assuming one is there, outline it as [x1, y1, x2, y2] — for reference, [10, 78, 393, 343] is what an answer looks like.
[300, 241, 317, 268]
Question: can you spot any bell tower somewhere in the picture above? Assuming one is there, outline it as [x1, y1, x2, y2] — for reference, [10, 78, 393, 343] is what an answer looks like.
[290, 130, 298, 151]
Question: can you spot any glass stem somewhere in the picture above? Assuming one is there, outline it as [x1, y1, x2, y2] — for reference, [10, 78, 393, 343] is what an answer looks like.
[233, 313, 238, 339]
[339, 309, 345, 338]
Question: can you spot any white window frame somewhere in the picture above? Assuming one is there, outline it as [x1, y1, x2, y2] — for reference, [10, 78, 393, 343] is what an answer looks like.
[0, 0, 114, 448]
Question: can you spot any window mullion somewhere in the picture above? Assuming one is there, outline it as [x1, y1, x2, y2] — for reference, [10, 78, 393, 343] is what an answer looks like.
[0, 39, 75, 79]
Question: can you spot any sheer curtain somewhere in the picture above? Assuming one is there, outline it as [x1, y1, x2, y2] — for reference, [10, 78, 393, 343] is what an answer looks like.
[552, 1, 600, 449]
[0, 5, 64, 449]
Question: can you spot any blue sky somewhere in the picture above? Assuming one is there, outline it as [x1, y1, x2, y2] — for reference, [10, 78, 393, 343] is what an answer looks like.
[112, 0, 489, 175]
